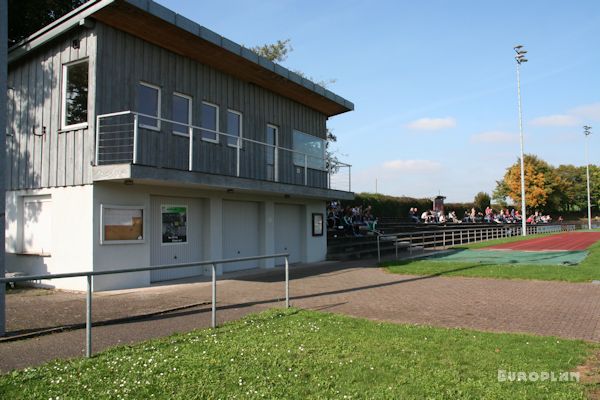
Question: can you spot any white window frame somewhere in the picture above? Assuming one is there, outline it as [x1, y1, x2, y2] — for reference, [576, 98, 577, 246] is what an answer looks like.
[266, 124, 279, 182]
[172, 92, 193, 137]
[100, 204, 146, 245]
[138, 81, 161, 131]
[227, 109, 243, 148]
[20, 195, 52, 256]
[61, 58, 89, 130]
[200, 101, 220, 143]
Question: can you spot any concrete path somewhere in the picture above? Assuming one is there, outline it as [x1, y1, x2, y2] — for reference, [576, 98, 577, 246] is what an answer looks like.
[1, 259, 600, 372]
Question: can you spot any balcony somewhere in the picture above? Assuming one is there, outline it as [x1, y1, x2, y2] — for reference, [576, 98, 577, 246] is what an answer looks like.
[93, 111, 352, 198]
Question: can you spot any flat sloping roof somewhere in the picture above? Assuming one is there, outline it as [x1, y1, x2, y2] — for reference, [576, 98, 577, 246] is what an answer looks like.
[9, 0, 354, 117]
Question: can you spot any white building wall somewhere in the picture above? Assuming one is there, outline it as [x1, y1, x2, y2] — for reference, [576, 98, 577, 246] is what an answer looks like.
[6, 181, 329, 291]
[5, 186, 94, 290]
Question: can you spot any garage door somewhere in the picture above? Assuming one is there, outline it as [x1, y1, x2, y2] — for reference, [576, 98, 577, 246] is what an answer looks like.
[222, 200, 260, 271]
[150, 197, 203, 282]
[275, 204, 303, 264]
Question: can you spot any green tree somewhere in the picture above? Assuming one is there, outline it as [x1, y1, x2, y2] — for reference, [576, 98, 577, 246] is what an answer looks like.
[473, 192, 491, 211]
[8, 0, 86, 45]
[250, 39, 292, 63]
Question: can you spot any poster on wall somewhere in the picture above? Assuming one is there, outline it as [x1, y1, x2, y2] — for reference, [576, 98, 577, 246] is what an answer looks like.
[103, 207, 144, 242]
[162, 205, 187, 243]
[312, 213, 324, 236]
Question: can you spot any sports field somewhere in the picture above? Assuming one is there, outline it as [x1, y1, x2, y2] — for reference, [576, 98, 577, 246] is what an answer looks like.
[386, 231, 600, 282]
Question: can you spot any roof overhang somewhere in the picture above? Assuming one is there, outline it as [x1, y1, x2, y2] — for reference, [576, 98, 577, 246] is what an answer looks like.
[9, 0, 354, 117]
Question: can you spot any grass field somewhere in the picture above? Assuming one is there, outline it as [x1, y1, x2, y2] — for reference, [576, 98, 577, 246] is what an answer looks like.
[385, 233, 600, 282]
[0, 308, 596, 399]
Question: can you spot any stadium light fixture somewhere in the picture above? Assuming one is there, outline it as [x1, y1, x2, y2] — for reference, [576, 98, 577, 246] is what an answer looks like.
[514, 45, 528, 236]
[584, 125, 593, 230]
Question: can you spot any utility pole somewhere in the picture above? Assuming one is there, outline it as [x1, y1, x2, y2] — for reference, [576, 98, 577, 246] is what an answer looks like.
[584, 126, 593, 230]
[0, 0, 8, 336]
[514, 45, 528, 236]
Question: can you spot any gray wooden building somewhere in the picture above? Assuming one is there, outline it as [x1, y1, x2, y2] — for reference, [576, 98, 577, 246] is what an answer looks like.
[5, 0, 354, 290]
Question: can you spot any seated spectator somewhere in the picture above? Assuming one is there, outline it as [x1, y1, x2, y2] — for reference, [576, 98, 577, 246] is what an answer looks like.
[408, 207, 420, 223]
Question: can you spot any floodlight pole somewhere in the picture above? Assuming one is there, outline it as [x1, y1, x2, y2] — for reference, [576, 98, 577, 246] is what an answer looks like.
[515, 45, 528, 236]
[0, 0, 8, 337]
[584, 126, 592, 230]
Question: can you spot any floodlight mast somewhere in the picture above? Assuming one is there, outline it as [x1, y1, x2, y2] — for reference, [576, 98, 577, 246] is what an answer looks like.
[584, 126, 593, 230]
[514, 45, 528, 236]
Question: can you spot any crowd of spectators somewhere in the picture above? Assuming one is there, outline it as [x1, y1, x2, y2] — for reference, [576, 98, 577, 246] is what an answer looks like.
[410, 206, 556, 225]
[327, 201, 378, 236]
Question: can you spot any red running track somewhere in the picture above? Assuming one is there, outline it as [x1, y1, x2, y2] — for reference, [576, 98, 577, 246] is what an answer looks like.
[484, 232, 600, 251]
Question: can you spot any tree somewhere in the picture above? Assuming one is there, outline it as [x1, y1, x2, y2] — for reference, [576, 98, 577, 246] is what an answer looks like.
[473, 192, 491, 211]
[250, 39, 292, 63]
[496, 154, 559, 212]
[8, 0, 86, 45]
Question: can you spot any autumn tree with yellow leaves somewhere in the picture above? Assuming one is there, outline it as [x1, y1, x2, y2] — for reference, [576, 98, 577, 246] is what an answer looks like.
[494, 154, 562, 211]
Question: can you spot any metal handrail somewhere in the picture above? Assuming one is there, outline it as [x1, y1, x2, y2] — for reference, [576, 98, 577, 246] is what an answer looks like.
[376, 224, 576, 262]
[0, 253, 290, 357]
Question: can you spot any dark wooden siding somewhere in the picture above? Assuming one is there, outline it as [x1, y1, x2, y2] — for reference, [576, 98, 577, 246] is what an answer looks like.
[6, 27, 97, 191]
[95, 23, 329, 189]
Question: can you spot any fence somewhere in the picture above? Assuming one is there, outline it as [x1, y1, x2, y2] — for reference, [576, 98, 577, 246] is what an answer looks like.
[0, 253, 289, 357]
[376, 224, 577, 262]
[95, 111, 352, 192]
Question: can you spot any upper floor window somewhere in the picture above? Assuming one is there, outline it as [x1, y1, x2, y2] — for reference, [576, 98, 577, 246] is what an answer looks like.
[293, 130, 326, 170]
[227, 109, 242, 147]
[138, 82, 161, 130]
[172, 93, 192, 136]
[62, 59, 88, 129]
[201, 102, 219, 142]
[266, 124, 278, 181]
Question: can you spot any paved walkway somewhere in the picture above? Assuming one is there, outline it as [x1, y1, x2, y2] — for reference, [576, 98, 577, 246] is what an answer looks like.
[1, 259, 600, 372]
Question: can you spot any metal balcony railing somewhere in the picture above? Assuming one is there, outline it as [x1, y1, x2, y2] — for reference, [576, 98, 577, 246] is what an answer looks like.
[95, 111, 352, 192]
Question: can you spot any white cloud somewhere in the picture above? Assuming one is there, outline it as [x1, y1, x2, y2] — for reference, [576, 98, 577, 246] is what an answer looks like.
[406, 117, 456, 131]
[382, 159, 442, 173]
[470, 131, 518, 143]
[571, 102, 600, 121]
[529, 102, 600, 127]
[529, 114, 579, 127]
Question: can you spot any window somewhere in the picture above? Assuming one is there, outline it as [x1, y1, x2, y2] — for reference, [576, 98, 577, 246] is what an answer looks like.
[293, 130, 326, 170]
[172, 93, 192, 136]
[138, 82, 161, 130]
[227, 110, 242, 147]
[266, 124, 278, 181]
[62, 60, 88, 128]
[22, 196, 52, 255]
[101, 205, 145, 244]
[201, 102, 219, 142]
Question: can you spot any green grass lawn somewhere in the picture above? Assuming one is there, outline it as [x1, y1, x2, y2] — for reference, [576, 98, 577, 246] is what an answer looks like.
[0, 309, 597, 399]
[385, 233, 600, 282]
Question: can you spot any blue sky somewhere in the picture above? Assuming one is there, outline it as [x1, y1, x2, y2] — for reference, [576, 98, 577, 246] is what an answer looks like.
[159, 0, 600, 202]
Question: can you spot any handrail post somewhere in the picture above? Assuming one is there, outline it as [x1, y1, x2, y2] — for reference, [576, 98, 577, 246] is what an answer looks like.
[377, 235, 381, 263]
[86, 275, 92, 358]
[304, 154, 308, 186]
[443, 231, 446, 249]
[133, 114, 139, 164]
[236, 139, 241, 177]
[95, 114, 101, 165]
[211, 264, 216, 328]
[285, 256, 290, 308]
[188, 124, 193, 171]
[348, 165, 351, 192]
